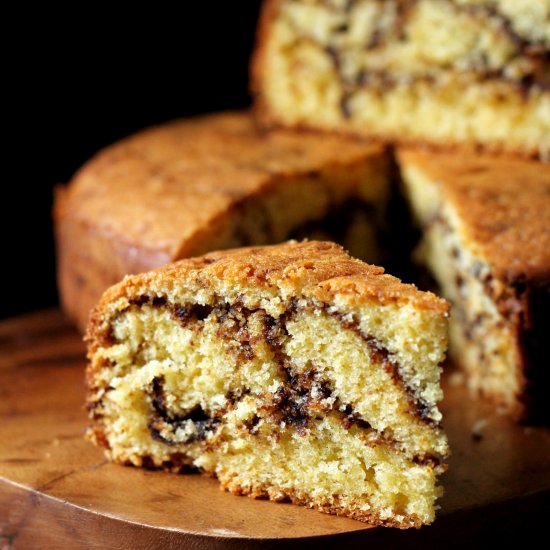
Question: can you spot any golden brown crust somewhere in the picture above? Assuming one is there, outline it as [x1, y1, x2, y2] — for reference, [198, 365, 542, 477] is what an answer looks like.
[64, 111, 384, 255]
[56, 110, 387, 330]
[88, 240, 448, 339]
[397, 147, 550, 283]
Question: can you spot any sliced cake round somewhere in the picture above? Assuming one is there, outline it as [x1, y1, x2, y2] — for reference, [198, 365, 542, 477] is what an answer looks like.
[55, 111, 389, 332]
[86, 241, 450, 528]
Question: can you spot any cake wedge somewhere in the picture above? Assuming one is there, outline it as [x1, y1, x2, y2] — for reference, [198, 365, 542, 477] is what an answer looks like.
[86, 241, 450, 527]
[398, 147, 550, 422]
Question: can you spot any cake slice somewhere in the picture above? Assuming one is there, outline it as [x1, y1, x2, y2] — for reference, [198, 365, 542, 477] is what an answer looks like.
[252, 0, 550, 157]
[86, 241, 450, 528]
[55, 111, 390, 332]
[397, 147, 550, 422]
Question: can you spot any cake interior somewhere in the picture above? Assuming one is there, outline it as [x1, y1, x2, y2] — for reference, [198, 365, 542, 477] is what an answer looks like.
[399, 160, 546, 417]
[178, 158, 390, 265]
[88, 291, 448, 527]
[256, 0, 549, 155]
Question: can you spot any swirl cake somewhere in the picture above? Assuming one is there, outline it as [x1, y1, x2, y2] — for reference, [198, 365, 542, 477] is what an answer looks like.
[85, 241, 450, 527]
[398, 147, 550, 421]
[252, 0, 550, 157]
[55, 111, 389, 332]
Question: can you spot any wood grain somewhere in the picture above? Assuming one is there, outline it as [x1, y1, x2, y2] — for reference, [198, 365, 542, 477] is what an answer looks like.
[0, 310, 549, 549]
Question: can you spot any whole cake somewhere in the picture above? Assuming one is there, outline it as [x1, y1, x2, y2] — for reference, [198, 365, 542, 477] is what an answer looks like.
[398, 147, 550, 421]
[252, 0, 550, 157]
[55, 111, 389, 331]
[86, 241, 450, 528]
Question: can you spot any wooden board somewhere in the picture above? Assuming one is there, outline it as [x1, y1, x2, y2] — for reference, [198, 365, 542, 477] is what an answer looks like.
[1, 310, 549, 549]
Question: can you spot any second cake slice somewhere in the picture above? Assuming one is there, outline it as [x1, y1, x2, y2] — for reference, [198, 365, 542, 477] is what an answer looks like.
[398, 147, 550, 421]
[86, 241, 450, 527]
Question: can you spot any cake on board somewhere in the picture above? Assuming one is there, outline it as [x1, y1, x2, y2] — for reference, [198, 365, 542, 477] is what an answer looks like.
[86, 241, 450, 528]
[398, 147, 550, 422]
[55, 111, 389, 331]
[46, 0, 550, 537]
[252, 0, 550, 157]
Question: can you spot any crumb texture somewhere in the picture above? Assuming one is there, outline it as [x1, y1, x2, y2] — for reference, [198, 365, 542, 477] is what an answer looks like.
[86, 241, 449, 528]
[253, 0, 550, 156]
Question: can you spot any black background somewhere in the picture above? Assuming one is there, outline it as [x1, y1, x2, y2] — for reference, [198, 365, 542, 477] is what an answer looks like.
[4, 3, 262, 319]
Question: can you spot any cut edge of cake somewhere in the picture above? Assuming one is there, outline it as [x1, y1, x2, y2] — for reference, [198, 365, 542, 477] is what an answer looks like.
[251, 0, 550, 158]
[397, 147, 550, 422]
[86, 241, 450, 528]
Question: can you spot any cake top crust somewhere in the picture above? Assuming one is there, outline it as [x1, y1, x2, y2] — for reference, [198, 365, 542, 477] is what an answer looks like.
[62, 111, 385, 258]
[398, 147, 550, 283]
[90, 241, 449, 337]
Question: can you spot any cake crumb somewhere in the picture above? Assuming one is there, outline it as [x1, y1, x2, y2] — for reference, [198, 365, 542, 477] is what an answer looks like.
[471, 418, 488, 441]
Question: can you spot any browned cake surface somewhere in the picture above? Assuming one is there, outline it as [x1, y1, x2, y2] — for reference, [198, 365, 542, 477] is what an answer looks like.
[63, 113, 385, 258]
[55, 111, 388, 330]
[398, 148, 550, 283]
[90, 240, 448, 323]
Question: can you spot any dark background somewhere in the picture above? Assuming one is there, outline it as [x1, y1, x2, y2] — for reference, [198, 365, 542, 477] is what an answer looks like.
[3, 3, 262, 319]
